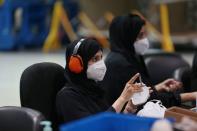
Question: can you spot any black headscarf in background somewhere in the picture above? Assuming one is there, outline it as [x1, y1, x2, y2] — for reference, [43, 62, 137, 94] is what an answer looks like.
[109, 14, 145, 55]
[65, 38, 105, 99]
[109, 13, 150, 84]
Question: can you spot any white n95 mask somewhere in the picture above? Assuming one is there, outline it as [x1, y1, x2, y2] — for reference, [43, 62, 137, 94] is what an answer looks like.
[134, 38, 150, 55]
[137, 100, 166, 118]
[87, 60, 107, 82]
[131, 83, 150, 105]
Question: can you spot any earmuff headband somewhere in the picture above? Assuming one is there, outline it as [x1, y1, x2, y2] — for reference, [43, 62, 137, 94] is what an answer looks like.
[73, 38, 85, 55]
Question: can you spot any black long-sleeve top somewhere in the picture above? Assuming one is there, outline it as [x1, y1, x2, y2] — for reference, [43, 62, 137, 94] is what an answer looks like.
[56, 83, 115, 124]
[101, 51, 181, 108]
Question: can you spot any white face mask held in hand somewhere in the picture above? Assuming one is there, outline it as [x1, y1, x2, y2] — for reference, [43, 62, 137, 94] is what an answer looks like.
[87, 60, 107, 82]
[131, 83, 150, 105]
[134, 38, 150, 55]
[131, 75, 150, 105]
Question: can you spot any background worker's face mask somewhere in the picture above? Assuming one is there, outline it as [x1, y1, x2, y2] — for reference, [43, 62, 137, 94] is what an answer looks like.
[87, 60, 107, 82]
[134, 38, 150, 55]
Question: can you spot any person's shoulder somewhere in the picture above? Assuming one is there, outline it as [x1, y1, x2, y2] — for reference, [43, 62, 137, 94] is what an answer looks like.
[106, 52, 125, 60]
[56, 85, 84, 109]
[57, 85, 79, 99]
[105, 52, 130, 66]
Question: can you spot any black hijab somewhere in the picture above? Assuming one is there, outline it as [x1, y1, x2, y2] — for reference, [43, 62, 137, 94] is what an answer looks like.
[109, 14, 145, 55]
[109, 14, 150, 83]
[65, 38, 105, 99]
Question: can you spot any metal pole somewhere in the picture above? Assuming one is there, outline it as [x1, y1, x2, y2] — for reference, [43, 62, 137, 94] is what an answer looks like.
[160, 3, 174, 52]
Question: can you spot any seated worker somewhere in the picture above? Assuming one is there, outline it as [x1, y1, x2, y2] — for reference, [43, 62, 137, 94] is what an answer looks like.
[101, 14, 197, 111]
[56, 38, 143, 123]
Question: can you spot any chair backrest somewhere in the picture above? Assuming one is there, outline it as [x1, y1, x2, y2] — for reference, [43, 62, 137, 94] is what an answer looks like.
[191, 52, 197, 92]
[20, 62, 66, 130]
[0, 106, 45, 131]
[143, 52, 190, 85]
[173, 67, 192, 92]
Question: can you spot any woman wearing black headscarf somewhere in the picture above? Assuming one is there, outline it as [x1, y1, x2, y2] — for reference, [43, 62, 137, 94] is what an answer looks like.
[56, 38, 142, 123]
[102, 14, 197, 111]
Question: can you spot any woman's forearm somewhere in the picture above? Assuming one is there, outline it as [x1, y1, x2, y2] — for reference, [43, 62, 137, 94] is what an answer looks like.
[112, 97, 127, 113]
[180, 92, 197, 102]
[111, 73, 141, 113]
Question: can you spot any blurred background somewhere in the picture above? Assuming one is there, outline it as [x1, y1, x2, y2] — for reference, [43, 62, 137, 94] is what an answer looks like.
[0, 0, 197, 106]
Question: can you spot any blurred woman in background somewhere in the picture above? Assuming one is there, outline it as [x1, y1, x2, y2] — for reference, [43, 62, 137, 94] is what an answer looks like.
[102, 14, 197, 112]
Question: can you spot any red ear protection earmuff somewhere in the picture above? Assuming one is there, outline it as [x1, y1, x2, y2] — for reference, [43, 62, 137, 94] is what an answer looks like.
[68, 39, 85, 73]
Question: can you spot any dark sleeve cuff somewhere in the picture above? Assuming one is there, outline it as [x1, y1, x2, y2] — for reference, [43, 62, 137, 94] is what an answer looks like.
[173, 92, 182, 106]
[106, 106, 116, 112]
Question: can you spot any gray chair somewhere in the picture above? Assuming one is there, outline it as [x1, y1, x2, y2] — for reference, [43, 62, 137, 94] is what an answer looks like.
[191, 52, 197, 92]
[143, 52, 190, 85]
[0, 106, 45, 131]
[173, 67, 192, 92]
